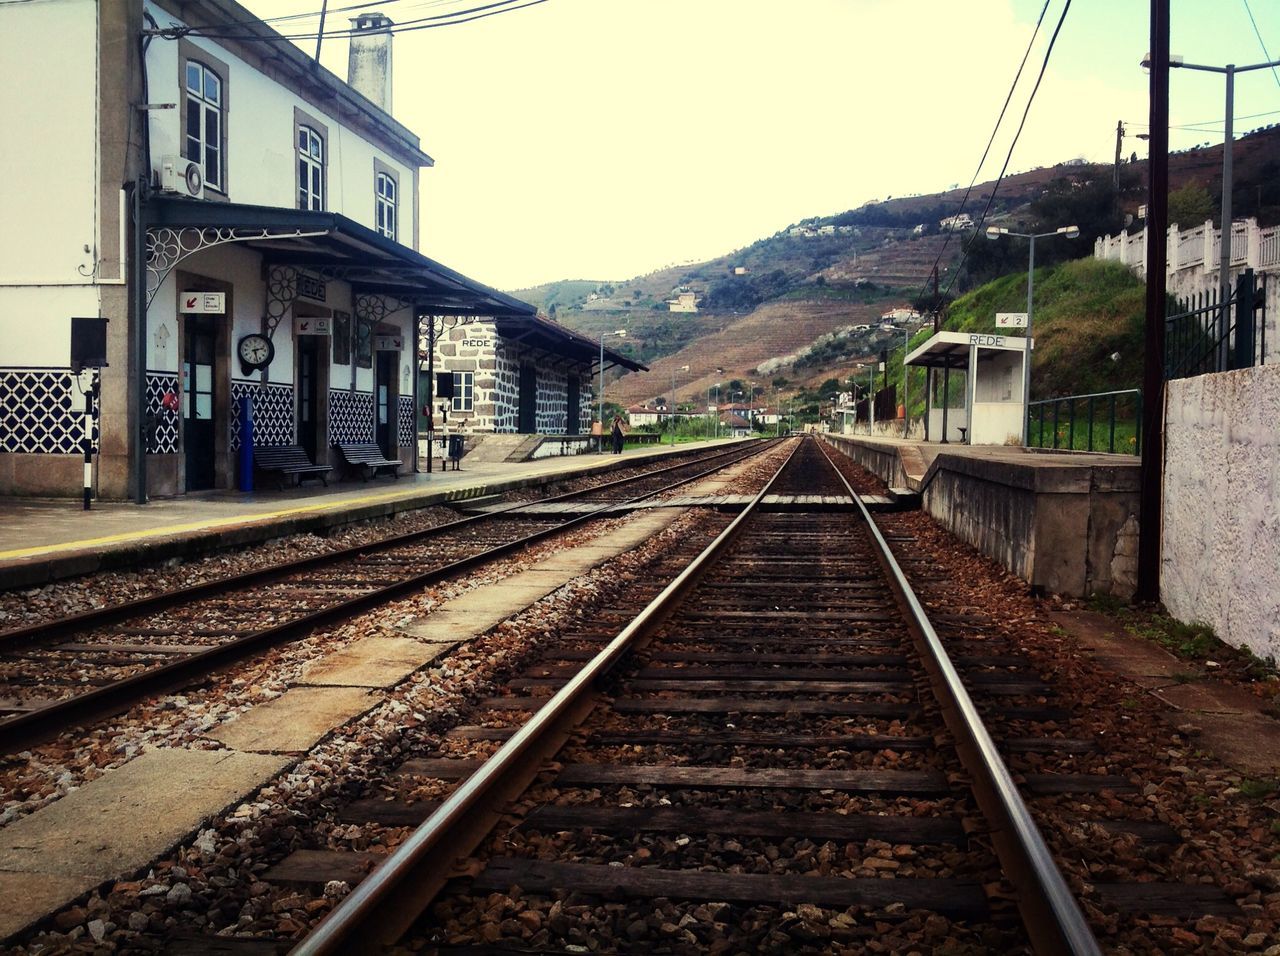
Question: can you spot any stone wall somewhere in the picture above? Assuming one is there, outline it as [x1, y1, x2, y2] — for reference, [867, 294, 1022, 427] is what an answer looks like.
[1163, 365, 1280, 662]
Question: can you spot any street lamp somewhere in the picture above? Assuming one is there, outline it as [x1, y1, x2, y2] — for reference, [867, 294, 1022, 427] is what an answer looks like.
[1140, 53, 1280, 333]
[881, 323, 913, 438]
[712, 367, 723, 440]
[985, 223, 1079, 447]
[670, 364, 689, 445]
[597, 329, 625, 452]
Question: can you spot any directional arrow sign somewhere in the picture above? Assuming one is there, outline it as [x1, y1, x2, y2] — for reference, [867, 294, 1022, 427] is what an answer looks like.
[996, 312, 1028, 329]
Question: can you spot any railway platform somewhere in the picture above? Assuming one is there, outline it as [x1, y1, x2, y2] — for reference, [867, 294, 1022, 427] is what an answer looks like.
[0, 439, 745, 590]
[823, 433, 1141, 600]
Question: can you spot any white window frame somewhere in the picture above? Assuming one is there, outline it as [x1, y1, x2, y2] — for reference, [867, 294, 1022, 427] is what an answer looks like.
[452, 371, 474, 413]
[297, 125, 325, 211]
[185, 60, 223, 191]
[375, 171, 397, 240]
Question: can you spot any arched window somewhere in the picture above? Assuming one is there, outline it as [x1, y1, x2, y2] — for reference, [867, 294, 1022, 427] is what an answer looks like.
[297, 125, 324, 211]
[375, 172, 397, 240]
[185, 60, 223, 190]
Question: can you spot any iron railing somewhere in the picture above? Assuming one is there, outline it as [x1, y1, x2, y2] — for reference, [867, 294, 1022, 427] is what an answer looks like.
[1027, 389, 1142, 455]
[1166, 269, 1268, 380]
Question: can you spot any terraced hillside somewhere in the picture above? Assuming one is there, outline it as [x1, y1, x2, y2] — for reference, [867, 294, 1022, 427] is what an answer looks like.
[609, 296, 900, 408]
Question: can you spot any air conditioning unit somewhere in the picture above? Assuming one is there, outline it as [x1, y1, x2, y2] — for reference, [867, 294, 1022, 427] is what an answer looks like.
[159, 155, 204, 199]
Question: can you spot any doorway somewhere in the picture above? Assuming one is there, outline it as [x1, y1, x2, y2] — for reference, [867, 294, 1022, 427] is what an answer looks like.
[566, 376, 580, 434]
[518, 363, 537, 433]
[183, 314, 217, 490]
[297, 336, 323, 461]
[375, 349, 397, 458]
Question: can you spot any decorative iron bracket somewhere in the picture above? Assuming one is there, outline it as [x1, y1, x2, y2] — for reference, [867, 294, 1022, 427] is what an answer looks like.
[145, 226, 329, 308]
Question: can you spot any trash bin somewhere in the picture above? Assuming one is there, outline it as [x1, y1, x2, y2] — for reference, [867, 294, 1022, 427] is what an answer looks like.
[447, 434, 464, 469]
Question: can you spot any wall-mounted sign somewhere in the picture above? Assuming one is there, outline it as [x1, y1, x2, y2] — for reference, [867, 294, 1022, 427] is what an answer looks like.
[995, 312, 1028, 329]
[460, 338, 493, 348]
[968, 334, 1008, 347]
[181, 292, 225, 314]
[374, 334, 403, 351]
[294, 316, 332, 336]
[297, 274, 326, 302]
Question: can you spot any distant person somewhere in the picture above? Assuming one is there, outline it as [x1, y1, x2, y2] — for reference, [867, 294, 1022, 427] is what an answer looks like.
[611, 415, 625, 454]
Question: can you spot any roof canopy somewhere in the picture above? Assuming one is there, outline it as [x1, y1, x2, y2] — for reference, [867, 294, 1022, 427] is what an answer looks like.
[905, 330, 1031, 370]
[146, 196, 534, 318]
[493, 314, 647, 373]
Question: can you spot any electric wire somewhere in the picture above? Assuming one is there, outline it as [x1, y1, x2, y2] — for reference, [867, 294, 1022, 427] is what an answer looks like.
[1241, 0, 1280, 92]
[908, 0, 1051, 317]
[936, 0, 1074, 306]
[149, 0, 543, 41]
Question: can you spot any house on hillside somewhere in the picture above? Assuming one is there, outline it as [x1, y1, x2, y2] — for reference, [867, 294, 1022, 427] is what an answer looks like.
[940, 213, 974, 232]
[732, 266, 749, 275]
[881, 307, 922, 324]
[817, 224, 836, 236]
[667, 291, 700, 313]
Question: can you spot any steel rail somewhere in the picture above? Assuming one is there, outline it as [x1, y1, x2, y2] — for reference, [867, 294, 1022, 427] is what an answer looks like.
[292, 439, 803, 955]
[815, 439, 1100, 956]
[0, 443, 772, 752]
[0, 441, 766, 652]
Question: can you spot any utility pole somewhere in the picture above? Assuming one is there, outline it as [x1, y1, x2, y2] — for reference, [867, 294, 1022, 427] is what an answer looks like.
[1114, 119, 1124, 192]
[1137, 0, 1170, 604]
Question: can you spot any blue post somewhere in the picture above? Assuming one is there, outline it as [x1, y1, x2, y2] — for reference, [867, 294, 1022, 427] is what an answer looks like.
[238, 395, 254, 492]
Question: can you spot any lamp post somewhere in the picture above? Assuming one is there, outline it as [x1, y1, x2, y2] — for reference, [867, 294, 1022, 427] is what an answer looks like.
[1140, 53, 1280, 335]
[597, 329, 625, 452]
[670, 364, 689, 445]
[985, 223, 1079, 447]
[881, 323, 912, 438]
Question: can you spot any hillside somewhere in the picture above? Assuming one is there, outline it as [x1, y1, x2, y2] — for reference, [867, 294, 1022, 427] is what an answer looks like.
[514, 126, 1277, 415]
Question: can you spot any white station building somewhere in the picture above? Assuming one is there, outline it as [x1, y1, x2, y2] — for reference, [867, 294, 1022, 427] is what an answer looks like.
[0, 1, 536, 500]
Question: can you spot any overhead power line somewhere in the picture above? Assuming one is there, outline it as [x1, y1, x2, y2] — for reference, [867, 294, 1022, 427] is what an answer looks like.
[936, 0, 1074, 305]
[909, 0, 1052, 313]
[1241, 0, 1280, 92]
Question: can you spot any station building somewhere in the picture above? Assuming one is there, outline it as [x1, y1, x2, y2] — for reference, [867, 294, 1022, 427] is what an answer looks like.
[0, 1, 534, 500]
[425, 316, 645, 437]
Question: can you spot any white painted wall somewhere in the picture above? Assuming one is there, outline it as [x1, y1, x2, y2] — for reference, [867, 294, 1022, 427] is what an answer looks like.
[142, 2, 416, 242]
[1162, 364, 1280, 663]
[0, 0, 99, 285]
[0, 287, 99, 366]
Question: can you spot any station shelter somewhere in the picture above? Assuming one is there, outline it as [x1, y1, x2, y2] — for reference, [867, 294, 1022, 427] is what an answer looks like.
[905, 331, 1030, 444]
[423, 314, 645, 438]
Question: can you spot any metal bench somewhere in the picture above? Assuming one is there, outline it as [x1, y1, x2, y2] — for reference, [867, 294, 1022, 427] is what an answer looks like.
[254, 445, 332, 489]
[335, 442, 402, 481]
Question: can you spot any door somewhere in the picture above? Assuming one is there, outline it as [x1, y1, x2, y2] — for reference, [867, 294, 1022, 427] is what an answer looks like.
[183, 315, 217, 490]
[518, 363, 537, 433]
[566, 376, 580, 434]
[375, 349, 396, 457]
[297, 336, 321, 461]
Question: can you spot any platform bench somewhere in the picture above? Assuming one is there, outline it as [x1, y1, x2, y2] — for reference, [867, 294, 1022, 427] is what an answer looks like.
[254, 445, 332, 489]
[335, 442, 402, 481]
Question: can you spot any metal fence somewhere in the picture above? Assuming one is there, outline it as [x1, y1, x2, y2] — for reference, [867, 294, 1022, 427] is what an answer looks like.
[1165, 269, 1268, 380]
[1027, 389, 1142, 455]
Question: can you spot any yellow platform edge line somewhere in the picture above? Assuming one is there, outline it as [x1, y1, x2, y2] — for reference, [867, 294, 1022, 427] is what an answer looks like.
[0, 485, 432, 562]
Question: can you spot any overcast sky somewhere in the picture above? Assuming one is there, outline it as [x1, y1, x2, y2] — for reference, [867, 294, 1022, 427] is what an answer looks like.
[241, 0, 1280, 290]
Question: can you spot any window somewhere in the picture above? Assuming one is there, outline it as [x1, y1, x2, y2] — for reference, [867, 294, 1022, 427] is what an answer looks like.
[452, 371, 474, 413]
[185, 60, 223, 191]
[332, 311, 351, 366]
[375, 172, 397, 240]
[297, 125, 324, 211]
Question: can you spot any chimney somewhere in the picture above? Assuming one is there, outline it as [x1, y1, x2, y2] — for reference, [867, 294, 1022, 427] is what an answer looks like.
[347, 13, 393, 112]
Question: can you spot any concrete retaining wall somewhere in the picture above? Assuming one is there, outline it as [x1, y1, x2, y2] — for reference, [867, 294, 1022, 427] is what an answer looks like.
[1163, 365, 1280, 662]
[824, 435, 1140, 598]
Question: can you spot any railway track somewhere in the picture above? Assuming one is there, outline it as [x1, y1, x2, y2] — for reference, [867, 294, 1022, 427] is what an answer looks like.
[0, 442, 770, 752]
[275, 436, 1130, 954]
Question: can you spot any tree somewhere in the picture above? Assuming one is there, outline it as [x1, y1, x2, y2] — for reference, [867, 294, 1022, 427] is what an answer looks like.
[1168, 183, 1213, 227]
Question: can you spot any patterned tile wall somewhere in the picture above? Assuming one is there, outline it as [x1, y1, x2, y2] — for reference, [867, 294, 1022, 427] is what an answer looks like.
[329, 389, 375, 445]
[145, 372, 179, 454]
[230, 381, 295, 450]
[397, 396, 415, 447]
[0, 369, 98, 454]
